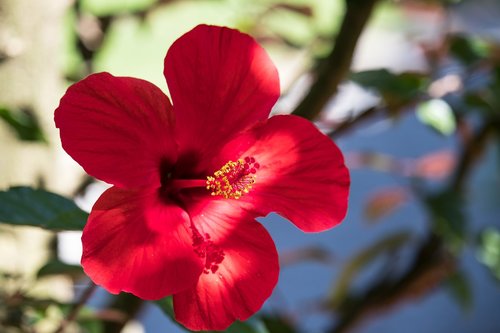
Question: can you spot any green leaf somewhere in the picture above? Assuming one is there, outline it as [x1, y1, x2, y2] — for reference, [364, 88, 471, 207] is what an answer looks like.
[328, 231, 413, 309]
[350, 69, 426, 110]
[0, 187, 88, 231]
[449, 35, 488, 65]
[37, 259, 83, 279]
[426, 190, 466, 252]
[0, 106, 46, 142]
[476, 227, 500, 281]
[261, 315, 297, 333]
[81, 0, 156, 16]
[416, 99, 456, 136]
[445, 271, 472, 311]
[154, 297, 176, 323]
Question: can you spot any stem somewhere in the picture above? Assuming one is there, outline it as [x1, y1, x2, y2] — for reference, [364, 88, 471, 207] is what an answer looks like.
[292, 0, 381, 120]
[54, 281, 97, 333]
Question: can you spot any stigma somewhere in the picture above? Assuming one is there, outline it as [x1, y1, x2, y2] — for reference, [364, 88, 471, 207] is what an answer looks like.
[206, 156, 260, 199]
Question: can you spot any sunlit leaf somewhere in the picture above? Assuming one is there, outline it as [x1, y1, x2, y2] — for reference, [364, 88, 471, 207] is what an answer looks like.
[0, 187, 88, 231]
[0, 106, 46, 142]
[476, 228, 500, 281]
[81, 0, 157, 16]
[364, 186, 409, 222]
[416, 99, 456, 136]
[328, 232, 413, 309]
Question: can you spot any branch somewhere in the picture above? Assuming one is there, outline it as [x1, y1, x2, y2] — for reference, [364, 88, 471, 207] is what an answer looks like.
[450, 120, 498, 192]
[54, 281, 97, 333]
[292, 0, 380, 120]
[327, 235, 455, 333]
[328, 106, 379, 139]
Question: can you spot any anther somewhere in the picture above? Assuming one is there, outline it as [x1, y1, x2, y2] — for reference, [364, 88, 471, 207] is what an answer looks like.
[206, 156, 259, 199]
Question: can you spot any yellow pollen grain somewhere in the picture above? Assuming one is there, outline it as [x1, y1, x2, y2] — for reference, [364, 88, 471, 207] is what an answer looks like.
[206, 159, 256, 199]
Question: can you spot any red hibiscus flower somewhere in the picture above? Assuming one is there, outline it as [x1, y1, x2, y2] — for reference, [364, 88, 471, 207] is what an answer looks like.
[55, 25, 349, 331]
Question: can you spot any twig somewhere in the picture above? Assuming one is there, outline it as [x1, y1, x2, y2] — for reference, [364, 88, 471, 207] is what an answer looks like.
[292, 0, 381, 120]
[327, 235, 455, 333]
[450, 120, 498, 192]
[328, 106, 379, 139]
[54, 281, 97, 333]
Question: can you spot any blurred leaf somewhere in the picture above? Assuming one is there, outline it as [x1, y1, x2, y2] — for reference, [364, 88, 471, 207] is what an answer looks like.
[81, 0, 157, 16]
[0, 106, 46, 142]
[414, 150, 456, 180]
[444, 271, 472, 311]
[476, 228, 500, 281]
[416, 99, 456, 136]
[426, 190, 466, 252]
[350, 69, 426, 110]
[77, 307, 105, 333]
[223, 320, 261, 333]
[449, 35, 488, 65]
[261, 315, 298, 333]
[37, 259, 83, 279]
[154, 297, 175, 323]
[0, 187, 88, 231]
[78, 318, 103, 333]
[364, 186, 409, 222]
[328, 232, 413, 308]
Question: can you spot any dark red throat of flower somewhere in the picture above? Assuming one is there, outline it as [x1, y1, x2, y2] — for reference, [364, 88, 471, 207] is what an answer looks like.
[168, 156, 259, 200]
[206, 156, 260, 199]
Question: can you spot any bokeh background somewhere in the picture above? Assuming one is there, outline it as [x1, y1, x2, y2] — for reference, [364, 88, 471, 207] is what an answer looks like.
[1, 0, 500, 332]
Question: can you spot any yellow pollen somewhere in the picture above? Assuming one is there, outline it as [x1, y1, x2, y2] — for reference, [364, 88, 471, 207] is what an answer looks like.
[206, 157, 259, 199]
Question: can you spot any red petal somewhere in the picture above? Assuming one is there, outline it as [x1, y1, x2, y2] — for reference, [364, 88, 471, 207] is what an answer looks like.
[81, 187, 203, 300]
[173, 199, 279, 331]
[215, 115, 350, 232]
[164, 25, 280, 175]
[55, 73, 177, 189]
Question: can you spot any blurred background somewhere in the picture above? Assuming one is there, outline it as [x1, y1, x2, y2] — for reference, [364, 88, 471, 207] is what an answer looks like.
[0, 0, 499, 332]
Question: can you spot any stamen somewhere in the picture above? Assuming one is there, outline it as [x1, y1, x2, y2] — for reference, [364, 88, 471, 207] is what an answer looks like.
[206, 156, 260, 199]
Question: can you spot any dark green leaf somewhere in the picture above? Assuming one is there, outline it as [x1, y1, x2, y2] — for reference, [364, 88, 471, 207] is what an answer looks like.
[261, 315, 298, 333]
[350, 69, 426, 110]
[37, 259, 83, 279]
[426, 190, 466, 252]
[0, 187, 88, 231]
[154, 297, 176, 323]
[449, 35, 487, 65]
[0, 106, 46, 142]
[445, 271, 473, 311]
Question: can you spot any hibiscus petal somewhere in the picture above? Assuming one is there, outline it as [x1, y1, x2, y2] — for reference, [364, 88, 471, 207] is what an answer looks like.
[173, 199, 279, 331]
[214, 115, 350, 232]
[164, 25, 280, 175]
[81, 187, 203, 300]
[55, 72, 177, 189]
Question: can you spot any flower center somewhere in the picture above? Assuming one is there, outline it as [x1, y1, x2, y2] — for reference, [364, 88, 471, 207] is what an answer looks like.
[206, 156, 260, 199]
